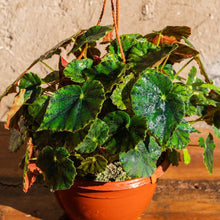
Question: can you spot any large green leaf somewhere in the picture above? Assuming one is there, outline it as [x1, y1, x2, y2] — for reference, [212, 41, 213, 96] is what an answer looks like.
[127, 41, 176, 73]
[168, 120, 197, 149]
[132, 71, 185, 146]
[85, 54, 126, 92]
[64, 59, 93, 83]
[78, 155, 107, 174]
[39, 80, 105, 132]
[120, 140, 161, 178]
[103, 111, 147, 153]
[28, 95, 50, 125]
[37, 146, 76, 190]
[19, 72, 42, 101]
[71, 25, 113, 53]
[75, 119, 109, 153]
[199, 133, 216, 174]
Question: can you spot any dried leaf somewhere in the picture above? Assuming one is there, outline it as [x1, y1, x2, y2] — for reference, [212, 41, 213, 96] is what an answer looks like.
[5, 89, 26, 129]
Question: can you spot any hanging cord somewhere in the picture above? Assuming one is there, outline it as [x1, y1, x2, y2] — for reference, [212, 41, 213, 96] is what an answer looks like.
[78, 0, 126, 63]
[97, 0, 107, 25]
[78, 0, 107, 60]
[110, 0, 126, 63]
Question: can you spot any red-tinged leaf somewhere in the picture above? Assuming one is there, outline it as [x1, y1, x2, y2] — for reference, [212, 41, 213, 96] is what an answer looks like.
[169, 43, 199, 63]
[23, 163, 42, 193]
[23, 138, 42, 192]
[151, 35, 179, 45]
[103, 30, 114, 42]
[5, 89, 26, 130]
[61, 57, 68, 67]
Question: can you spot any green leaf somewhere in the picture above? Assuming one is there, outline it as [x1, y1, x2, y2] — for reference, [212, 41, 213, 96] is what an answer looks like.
[28, 95, 50, 125]
[9, 128, 27, 152]
[64, 59, 93, 83]
[39, 80, 105, 132]
[168, 120, 197, 150]
[72, 25, 113, 52]
[186, 66, 197, 85]
[103, 111, 147, 153]
[19, 72, 42, 101]
[42, 71, 59, 83]
[37, 146, 76, 190]
[199, 133, 216, 174]
[111, 74, 134, 110]
[108, 34, 141, 59]
[168, 149, 181, 166]
[127, 41, 176, 73]
[132, 71, 185, 146]
[213, 125, 220, 138]
[85, 54, 126, 92]
[75, 119, 109, 153]
[78, 155, 107, 174]
[200, 83, 220, 95]
[182, 148, 191, 165]
[120, 141, 160, 178]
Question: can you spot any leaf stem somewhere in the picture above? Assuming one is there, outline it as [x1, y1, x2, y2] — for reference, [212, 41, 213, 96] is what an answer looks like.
[40, 60, 55, 72]
[160, 54, 170, 71]
[156, 33, 162, 47]
[174, 57, 195, 78]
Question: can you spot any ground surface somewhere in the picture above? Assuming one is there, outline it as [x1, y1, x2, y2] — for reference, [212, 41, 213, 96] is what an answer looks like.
[0, 0, 220, 121]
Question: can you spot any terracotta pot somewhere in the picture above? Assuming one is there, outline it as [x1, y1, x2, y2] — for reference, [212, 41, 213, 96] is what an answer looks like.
[55, 158, 170, 220]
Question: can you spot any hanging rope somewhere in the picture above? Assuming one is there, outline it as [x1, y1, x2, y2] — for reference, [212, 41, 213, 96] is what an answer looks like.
[110, 0, 126, 63]
[78, 0, 126, 63]
[97, 0, 107, 25]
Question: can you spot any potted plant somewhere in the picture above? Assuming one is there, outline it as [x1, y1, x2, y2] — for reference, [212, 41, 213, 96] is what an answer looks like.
[1, 1, 220, 220]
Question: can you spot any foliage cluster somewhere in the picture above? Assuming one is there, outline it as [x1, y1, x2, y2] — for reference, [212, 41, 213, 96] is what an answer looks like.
[1, 25, 220, 191]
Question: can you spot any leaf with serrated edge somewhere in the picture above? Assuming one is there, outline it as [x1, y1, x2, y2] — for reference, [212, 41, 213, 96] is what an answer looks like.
[132, 71, 185, 146]
[75, 119, 109, 153]
[39, 80, 105, 132]
[78, 155, 107, 174]
[168, 120, 197, 149]
[64, 59, 93, 83]
[199, 133, 216, 174]
[72, 25, 113, 52]
[120, 141, 160, 178]
[37, 146, 76, 190]
[103, 111, 147, 153]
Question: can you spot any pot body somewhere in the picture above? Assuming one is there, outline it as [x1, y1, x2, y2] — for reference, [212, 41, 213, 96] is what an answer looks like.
[55, 178, 157, 220]
[55, 158, 170, 220]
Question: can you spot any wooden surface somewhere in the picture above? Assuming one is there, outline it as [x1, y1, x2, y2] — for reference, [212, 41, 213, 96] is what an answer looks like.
[0, 122, 220, 220]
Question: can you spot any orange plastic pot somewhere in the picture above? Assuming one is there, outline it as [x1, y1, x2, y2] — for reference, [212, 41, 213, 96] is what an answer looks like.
[55, 158, 170, 220]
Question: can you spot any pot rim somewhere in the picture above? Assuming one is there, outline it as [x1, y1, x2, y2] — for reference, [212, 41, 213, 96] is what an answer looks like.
[72, 156, 170, 191]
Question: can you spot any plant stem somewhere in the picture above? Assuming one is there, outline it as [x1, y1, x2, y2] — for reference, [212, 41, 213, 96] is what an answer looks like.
[160, 54, 170, 71]
[40, 60, 55, 72]
[174, 57, 195, 78]
[110, 0, 126, 63]
[78, 43, 88, 60]
[156, 33, 162, 47]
